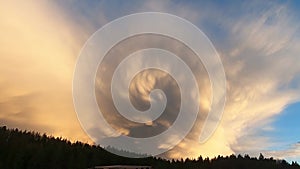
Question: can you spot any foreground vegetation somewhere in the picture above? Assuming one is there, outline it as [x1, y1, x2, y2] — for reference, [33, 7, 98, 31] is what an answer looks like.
[0, 126, 299, 169]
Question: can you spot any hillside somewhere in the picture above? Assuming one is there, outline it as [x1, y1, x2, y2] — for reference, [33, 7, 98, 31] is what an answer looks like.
[0, 126, 299, 169]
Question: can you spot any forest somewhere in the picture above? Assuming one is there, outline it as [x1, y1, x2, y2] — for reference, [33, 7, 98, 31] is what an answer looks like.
[0, 126, 299, 169]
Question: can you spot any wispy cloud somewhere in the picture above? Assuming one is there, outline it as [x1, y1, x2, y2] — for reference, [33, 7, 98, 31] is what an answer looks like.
[265, 142, 300, 161]
[217, 1, 300, 159]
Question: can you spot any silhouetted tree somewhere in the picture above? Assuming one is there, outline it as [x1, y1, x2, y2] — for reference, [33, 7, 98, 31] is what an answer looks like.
[0, 126, 299, 169]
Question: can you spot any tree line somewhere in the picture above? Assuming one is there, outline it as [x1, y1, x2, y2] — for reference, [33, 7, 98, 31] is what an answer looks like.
[0, 126, 299, 169]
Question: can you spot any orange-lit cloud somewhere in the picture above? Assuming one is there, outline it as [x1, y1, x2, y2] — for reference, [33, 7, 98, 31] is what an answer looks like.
[0, 1, 90, 142]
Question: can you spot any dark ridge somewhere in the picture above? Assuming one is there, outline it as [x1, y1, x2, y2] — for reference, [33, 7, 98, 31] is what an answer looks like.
[0, 126, 299, 169]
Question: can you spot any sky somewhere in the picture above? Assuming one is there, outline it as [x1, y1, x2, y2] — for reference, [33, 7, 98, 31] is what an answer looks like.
[0, 0, 300, 162]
